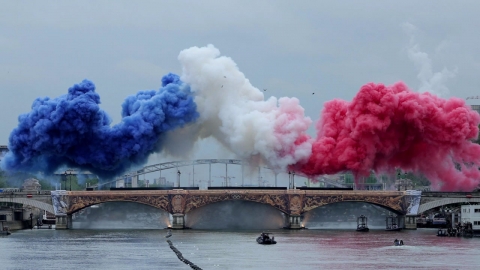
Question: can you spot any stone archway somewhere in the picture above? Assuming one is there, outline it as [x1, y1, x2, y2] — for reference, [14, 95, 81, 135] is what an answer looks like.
[67, 191, 170, 215]
[0, 197, 55, 214]
[184, 191, 289, 214]
[418, 198, 480, 213]
[301, 191, 407, 214]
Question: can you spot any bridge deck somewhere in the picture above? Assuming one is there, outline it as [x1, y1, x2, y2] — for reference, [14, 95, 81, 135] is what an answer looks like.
[68, 190, 406, 196]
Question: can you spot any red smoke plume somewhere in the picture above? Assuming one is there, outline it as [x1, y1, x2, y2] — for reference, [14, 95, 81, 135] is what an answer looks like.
[298, 82, 480, 191]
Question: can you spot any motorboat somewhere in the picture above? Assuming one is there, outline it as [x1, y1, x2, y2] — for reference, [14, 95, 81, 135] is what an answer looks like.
[437, 229, 448, 237]
[356, 215, 369, 232]
[34, 218, 54, 229]
[256, 232, 277, 245]
[1, 226, 11, 235]
[386, 214, 402, 231]
[394, 239, 404, 246]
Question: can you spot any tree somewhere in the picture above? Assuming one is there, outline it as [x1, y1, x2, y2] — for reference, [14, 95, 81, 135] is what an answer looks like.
[0, 173, 6, 188]
[38, 179, 54, 190]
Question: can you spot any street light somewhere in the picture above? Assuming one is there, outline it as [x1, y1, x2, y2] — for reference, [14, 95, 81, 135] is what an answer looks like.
[288, 171, 292, 189]
[61, 173, 67, 190]
[177, 170, 181, 187]
[64, 170, 73, 191]
[292, 172, 296, 189]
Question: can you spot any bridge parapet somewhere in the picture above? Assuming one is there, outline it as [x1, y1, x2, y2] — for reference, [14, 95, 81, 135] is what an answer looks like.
[51, 189, 412, 215]
[418, 192, 480, 213]
[45, 189, 421, 230]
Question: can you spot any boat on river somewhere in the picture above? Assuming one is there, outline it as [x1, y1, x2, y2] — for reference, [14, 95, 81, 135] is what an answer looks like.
[1, 226, 11, 235]
[386, 214, 402, 231]
[256, 232, 277, 245]
[437, 229, 449, 237]
[394, 239, 404, 246]
[356, 215, 369, 232]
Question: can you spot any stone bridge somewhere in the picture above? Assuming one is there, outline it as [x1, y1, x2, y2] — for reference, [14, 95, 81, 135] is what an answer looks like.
[5, 190, 480, 230]
[0, 193, 54, 214]
[418, 191, 480, 213]
[48, 189, 421, 230]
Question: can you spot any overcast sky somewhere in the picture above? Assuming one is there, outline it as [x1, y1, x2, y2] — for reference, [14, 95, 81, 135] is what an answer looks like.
[2, 1, 480, 185]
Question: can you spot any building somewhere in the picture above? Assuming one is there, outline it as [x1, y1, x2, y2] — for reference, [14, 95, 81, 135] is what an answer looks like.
[461, 204, 480, 231]
[470, 105, 480, 115]
[22, 178, 42, 192]
[155, 177, 174, 187]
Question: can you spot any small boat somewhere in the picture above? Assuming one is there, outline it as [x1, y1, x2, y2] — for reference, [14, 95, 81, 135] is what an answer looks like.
[1, 226, 11, 236]
[386, 214, 402, 231]
[256, 232, 277, 245]
[437, 229, 448, 237]
[394, 239, 404, 246]
[356, 215, 369, 232]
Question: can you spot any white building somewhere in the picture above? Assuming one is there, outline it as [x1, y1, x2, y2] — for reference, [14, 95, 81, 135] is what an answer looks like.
[461, 204, 480, 231]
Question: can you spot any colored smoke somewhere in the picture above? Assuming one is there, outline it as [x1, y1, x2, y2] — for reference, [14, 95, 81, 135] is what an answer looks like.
[3, 44, 480, 191]
[162, 45, 312, 171]
[299, 82, 480, 191]
[1, 74, 198, 178]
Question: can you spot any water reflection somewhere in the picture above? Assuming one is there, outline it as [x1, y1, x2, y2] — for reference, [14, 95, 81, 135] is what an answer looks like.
[72, 202, 170, 229]
[186, 200, 285, 229]
[1, 229, 479, 270]
[303, 202, 397, 229]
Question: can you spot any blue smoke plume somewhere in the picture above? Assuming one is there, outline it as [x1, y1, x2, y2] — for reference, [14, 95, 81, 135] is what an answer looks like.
[1, 73, 198, 178]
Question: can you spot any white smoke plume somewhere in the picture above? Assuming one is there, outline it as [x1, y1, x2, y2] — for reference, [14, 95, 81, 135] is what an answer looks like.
[402, 22, 457, 96]
[163, 45, 312, 171]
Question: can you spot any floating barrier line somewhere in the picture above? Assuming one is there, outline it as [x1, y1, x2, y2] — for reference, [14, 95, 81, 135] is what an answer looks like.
[166, 240, 203, 270]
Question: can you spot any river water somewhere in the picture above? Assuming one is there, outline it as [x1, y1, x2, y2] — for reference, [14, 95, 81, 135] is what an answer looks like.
[1, 228, 479, 270]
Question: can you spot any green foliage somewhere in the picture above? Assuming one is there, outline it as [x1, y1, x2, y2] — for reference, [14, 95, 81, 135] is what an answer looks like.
[365, 173, 378, 184]
[62, 176, 100, 191]
[343, 172, 380, 184]
[397, 171, 431, 187]
[0, 175, 6, 188]
[85, 178, 99, 187]
[38, 179, 54, 190]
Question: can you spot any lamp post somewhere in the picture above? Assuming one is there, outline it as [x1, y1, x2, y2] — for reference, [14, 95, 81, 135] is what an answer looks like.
[288, 171, 292, 189]
[292, 172, 296, 189]
[29, 213, 33, 229]
[64, 170, 72, 191]
[177, 170, 181, 188]
[62, 173, 67, 190]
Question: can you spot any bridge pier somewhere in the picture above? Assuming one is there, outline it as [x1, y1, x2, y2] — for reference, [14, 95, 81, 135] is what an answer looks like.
[55, 215, 72, 230]
[285, 215, 303, 229]
[404, 215, 417, 230]
[171, 214, 185, 229]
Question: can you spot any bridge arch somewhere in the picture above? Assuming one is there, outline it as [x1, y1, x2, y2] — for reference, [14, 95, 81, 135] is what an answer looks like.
[68, 200, 171, 215]
[302, 201, 404, 215]
[418, 198, 480, 213]
[301, 191, 408, 215]
[67, 193, 170, 215]
[185, 199, 286, 229]
[0, 197, 55, 214]
[185, 198, 289, 215]
[184, 191, 290, 214]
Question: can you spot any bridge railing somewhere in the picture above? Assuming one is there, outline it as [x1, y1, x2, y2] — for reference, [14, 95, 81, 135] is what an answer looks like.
[0, 190, 52, 197]
[344, 183, 386, 191]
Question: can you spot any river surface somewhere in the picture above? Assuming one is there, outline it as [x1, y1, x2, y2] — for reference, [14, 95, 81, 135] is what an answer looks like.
[0, 228, 478, 270]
